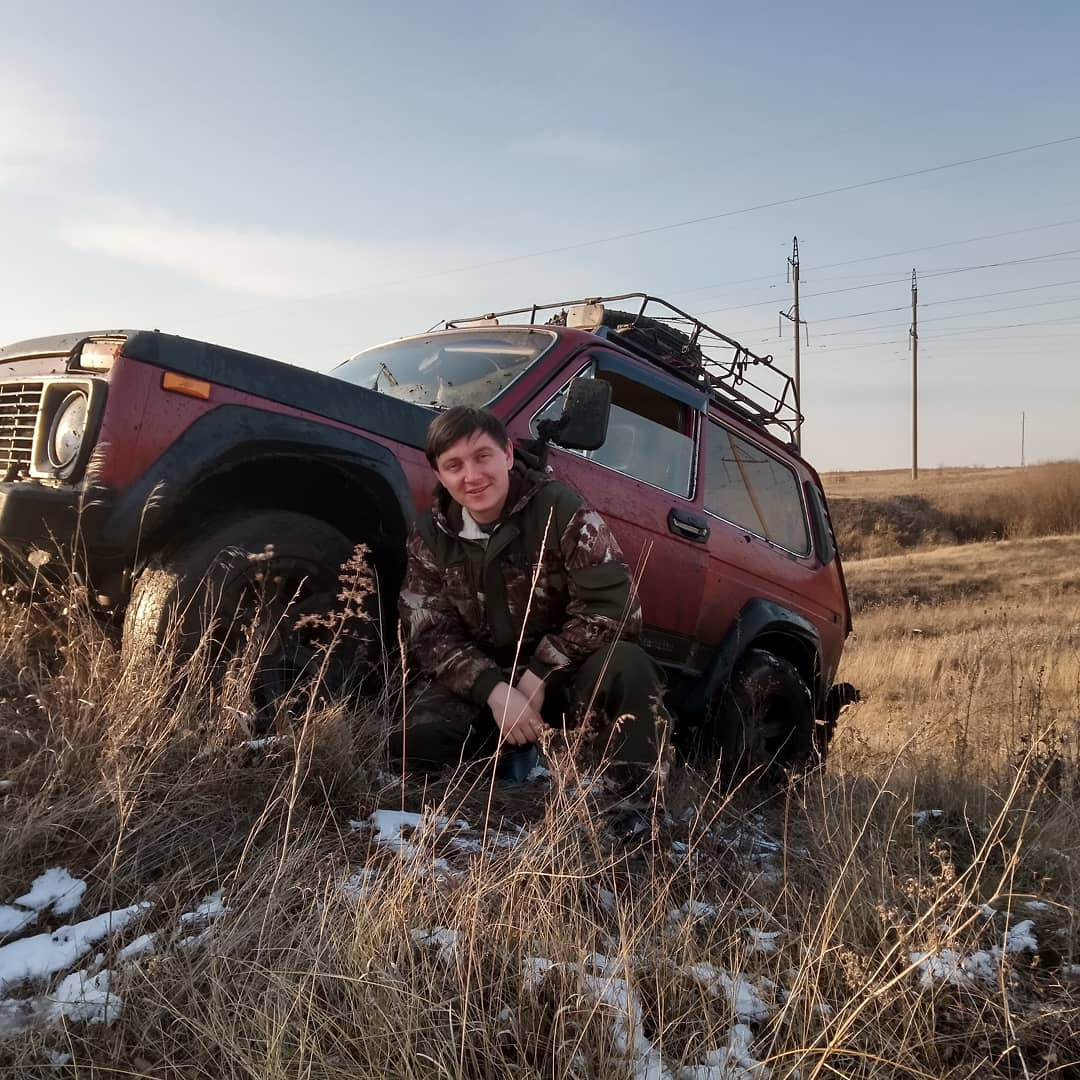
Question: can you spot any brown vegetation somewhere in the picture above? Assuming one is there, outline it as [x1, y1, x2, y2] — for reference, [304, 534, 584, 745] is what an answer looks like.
[0, 533, 1077, 1077]
[823, 460, 1080, 559]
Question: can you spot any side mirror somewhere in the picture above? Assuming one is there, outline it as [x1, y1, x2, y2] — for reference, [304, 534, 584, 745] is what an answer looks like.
[537, 378, 611, 451]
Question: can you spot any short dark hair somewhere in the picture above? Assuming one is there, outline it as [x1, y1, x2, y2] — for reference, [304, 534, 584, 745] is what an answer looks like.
[425, 406, 511, 467]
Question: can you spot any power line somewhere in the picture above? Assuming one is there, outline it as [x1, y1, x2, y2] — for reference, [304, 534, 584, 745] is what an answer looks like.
[816, 311, 1080, 353]
[678, 212, 1080, 296]
[695, 247, 1080, 316]
[812, 293, 1080, 338]
[226, 134, 1080, 315]
[727, 276, 1080, 337]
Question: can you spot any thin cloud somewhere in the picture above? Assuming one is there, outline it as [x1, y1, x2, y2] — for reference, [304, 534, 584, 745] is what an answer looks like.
[0, 74, 88, 187]
[61, 208, 419, 299]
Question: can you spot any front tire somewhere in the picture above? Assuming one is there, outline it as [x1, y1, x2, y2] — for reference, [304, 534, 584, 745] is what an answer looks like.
[718, 648, 816, 784]
[122, 510, 365, 727]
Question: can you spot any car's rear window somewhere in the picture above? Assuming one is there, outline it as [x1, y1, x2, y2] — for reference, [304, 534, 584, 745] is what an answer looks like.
[333, 329, 555, 409]
[704, 421, 811, 555]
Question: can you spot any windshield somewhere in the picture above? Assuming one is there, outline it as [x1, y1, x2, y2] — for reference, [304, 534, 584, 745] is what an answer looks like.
[333, 329, 556, 409]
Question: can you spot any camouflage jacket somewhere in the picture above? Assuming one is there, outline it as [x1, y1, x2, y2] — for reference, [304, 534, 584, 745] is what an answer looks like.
[399, 460, 642, 706]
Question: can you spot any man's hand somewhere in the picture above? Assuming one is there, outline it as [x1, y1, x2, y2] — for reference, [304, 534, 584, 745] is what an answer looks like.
[486, 681, 545, 746]
[515, 668, 546, 714]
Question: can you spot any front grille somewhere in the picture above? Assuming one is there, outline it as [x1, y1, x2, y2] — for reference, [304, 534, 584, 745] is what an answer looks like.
[0, 381, 43, 476]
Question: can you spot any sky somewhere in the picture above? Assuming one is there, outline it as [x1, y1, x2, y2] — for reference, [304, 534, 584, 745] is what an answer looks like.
[1, 0, 1078, 471]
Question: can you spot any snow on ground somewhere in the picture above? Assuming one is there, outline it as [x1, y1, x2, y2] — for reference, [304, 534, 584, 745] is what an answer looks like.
[681, 962, 776, 1023]
[0, 903, 151, 994]
[0, 872, 231, 1042]
[910, 919, 1040, 988]
[745, 930, 781, 955]
[0, 868, 89, 940]
[525, 953, 772, 1079]
[912, 809, 945, 828]
[677, 1024, 767, 1080]
[410, 926, 459, 964]
[345, 809, 527, 888]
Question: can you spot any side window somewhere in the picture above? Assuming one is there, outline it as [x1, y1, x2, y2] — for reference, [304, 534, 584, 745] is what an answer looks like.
[532, 363, 697, 497]
[704, 421, 810, 555]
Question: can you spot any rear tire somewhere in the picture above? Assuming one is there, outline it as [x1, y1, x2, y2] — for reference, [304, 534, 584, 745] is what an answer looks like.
[718, 649, 817, 785]
[122, 510, 367, 728]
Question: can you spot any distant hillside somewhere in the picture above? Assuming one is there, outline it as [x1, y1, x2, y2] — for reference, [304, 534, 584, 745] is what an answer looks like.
[821, 461, 1080, 559]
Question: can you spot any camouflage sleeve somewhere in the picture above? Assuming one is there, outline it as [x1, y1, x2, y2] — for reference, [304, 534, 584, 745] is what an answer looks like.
[527, 499, 642, 680]
[398, 528, 505, 706]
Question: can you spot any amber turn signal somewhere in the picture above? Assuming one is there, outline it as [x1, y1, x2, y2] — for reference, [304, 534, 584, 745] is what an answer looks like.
[161, 371, 212, 400]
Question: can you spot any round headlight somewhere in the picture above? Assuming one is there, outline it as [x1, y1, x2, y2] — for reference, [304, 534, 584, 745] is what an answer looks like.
[48, 390, 89, 471]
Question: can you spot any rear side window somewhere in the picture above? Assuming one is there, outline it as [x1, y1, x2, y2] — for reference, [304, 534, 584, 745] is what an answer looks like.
[704, 421, 810, 555]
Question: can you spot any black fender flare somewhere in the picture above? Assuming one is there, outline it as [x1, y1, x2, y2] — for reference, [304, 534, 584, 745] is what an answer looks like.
[701, 598, 823, 716]
[96, 405, 416, 570]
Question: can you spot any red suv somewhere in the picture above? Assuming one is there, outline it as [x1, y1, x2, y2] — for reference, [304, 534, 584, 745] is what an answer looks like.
[0, 295, 853, 773]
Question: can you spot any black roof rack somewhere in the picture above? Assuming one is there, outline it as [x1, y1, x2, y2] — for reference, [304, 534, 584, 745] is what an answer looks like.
[440, 293, 801, 444]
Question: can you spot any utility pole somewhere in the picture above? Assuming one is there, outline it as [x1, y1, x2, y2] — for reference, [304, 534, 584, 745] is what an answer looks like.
[1021, 411, 1026, 467]
[779, 236, 808, 451]
[910, 268, 918, 480]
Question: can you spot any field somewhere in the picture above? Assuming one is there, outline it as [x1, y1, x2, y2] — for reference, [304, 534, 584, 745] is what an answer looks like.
[0, 491, 1078, 1075]
[822, 460, 1080, 559]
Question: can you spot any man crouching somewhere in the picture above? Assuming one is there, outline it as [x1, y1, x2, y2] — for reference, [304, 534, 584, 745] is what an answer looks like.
[395, 405, 670, 792]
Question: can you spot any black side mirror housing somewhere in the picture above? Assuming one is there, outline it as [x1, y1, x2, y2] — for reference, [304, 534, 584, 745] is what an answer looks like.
[537, 378, 612, 451]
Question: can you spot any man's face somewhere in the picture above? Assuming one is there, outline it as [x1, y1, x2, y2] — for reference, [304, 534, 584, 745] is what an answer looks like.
[434, 430, 514, 524]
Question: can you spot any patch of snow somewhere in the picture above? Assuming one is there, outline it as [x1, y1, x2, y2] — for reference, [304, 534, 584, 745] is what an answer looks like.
[176, 928, 213, 952]
[411, 926, 458, 963]
[977, 904, 997, 919]
[0, 907, 36, 936]
[682, 963, 775, 1023]
[912, 809, 945, 828]
[677, 1024, 767, 1080]
[1004, 919, 1038, 954]
[0, 903, 151, 994]
[1023, 900, 1050, 913]
[0, 968, 122, 1038]
[14, 869, 87, 917]
[526, 764, 551, 781]
[340, 868, 383, 902]
[746, 929, 781, 955]
[240, 735, 290, 751]
[668, 900, 718, 924]
[1061, 964, 1080, 979]
[116, 933, 158, 962]
[178, 890, 227, 928]
[598, 889, 617, 913]
[578, 971, 672, 1080]
[522, 955, 556, 990]
[366, 809, 460, 871]
[51, 968, 119, 1025]
[42, 1048, 72, 1066]
[585, 952, 623, 978]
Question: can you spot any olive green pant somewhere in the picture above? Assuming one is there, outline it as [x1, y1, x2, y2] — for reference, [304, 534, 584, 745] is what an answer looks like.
[392, 641, 670, 773]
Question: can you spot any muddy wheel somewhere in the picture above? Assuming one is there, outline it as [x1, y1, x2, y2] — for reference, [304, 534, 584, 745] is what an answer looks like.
[718, 649, 817, 784]
[122, 510, 368, 729]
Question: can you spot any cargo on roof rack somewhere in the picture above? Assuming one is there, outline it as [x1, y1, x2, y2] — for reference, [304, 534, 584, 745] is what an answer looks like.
[441, 292, 802, 444]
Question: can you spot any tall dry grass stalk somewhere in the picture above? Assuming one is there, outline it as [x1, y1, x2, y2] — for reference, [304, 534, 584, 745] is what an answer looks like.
[0, 539, 1076, 1077]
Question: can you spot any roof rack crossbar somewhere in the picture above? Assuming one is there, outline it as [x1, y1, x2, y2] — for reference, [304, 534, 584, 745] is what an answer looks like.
[442, 293, 802, 443]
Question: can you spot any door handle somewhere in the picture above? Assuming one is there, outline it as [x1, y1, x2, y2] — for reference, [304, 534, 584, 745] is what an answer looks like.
[668, 508, 710, 543]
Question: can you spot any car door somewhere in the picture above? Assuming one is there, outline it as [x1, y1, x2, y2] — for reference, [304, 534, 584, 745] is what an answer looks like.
[506, 348, 709, 669]
[697, 412, 838, 647]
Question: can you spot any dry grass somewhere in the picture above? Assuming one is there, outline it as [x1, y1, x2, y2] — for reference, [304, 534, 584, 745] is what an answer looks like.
[0, 538, 1077, 1077]
[823, 460, 1080, 558]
